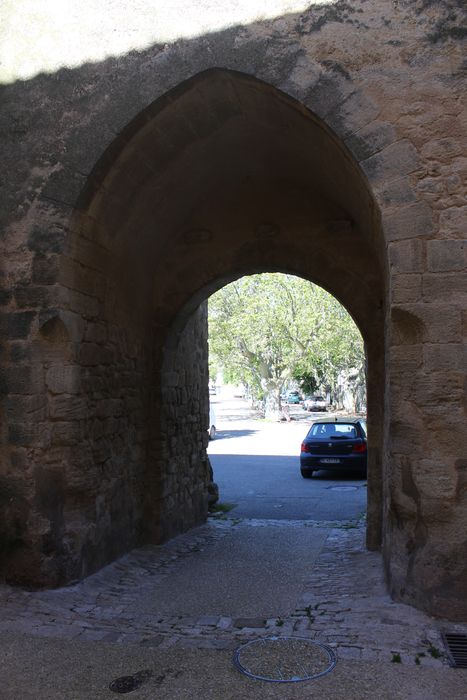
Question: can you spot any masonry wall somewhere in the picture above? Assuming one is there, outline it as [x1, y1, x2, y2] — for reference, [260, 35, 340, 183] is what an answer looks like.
[156, 304, 211, 542]
[0, 0, 466, 618]
[1, 256, 211, 588]
[1, 295, 151, 585]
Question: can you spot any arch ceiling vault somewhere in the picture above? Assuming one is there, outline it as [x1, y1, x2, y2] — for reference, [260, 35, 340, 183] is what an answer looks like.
[1, 7, 466, 624]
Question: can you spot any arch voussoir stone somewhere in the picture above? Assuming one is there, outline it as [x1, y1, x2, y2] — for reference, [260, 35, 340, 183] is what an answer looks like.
[344, 121, 397, 162]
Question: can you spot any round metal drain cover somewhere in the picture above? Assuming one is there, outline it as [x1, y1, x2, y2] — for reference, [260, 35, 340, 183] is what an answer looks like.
[329, 485, 358, 491]
[233, 636, 337, 683]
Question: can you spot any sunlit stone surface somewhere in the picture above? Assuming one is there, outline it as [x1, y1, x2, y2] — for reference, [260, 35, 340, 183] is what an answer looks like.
[0, 0, 329, 81]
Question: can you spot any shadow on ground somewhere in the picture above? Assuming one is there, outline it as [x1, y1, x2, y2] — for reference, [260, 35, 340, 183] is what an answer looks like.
[311, 470, 367, 481]
[214, 429, 259, 440]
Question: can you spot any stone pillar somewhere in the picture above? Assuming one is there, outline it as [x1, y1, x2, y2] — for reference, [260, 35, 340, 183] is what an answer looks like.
[384, 237, 467, 619]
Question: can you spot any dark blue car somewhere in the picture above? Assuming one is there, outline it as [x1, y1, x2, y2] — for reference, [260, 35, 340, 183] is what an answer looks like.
[300, 418, 367, 478]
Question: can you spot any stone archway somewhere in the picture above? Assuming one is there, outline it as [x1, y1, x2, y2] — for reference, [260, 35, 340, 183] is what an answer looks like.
[3, 64, 465, 622]
[0, 0, 465, 626]
[60, 68, 385, 575]
[2, 69, 387, 589]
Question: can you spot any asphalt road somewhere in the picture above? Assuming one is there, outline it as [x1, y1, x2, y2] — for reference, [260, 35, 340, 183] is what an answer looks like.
[208, 396, 367, 522]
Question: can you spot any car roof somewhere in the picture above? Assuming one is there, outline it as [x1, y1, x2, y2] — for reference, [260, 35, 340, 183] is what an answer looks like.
[311, 417, 363, 425]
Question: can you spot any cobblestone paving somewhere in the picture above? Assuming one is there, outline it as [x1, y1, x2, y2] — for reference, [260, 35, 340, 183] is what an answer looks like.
[1, 518, 466, 668]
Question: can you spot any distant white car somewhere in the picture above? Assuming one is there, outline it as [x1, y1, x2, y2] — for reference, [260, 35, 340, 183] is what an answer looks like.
[208, 404, 216, 440]
[303, 395, 327, 412]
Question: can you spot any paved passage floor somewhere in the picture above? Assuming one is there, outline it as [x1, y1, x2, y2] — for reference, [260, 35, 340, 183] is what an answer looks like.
[1, 521, 467, 699]
[133, 524, 329, 617]
[2, 520, 466, 660]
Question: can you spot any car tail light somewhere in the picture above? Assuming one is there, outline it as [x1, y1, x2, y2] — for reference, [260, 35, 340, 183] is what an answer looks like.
[301, 441, 311, 453]
[352, 442, 367, 453]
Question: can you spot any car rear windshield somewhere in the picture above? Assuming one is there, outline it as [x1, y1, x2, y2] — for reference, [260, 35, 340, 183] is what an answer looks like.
[308, 423, 358, 439]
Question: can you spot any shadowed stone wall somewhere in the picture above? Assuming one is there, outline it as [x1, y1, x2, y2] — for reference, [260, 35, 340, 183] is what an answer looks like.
[156, 304, 211, 544]
[0, 0, 466, 619]
[2, 298, 151, 586]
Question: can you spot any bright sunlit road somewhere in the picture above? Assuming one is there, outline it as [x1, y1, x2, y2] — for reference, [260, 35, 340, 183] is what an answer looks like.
[208, 396, 367, 521]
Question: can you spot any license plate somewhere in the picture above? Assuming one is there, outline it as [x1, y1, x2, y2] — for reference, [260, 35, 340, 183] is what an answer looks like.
[320, 458, 341, 464]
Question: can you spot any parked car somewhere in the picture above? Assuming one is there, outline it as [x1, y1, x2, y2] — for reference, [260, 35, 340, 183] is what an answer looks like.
[300, 418, 367, 477]
[303, 395, 327, 411]
[208, 404, 216, 440]
[286, 391, 302, 404]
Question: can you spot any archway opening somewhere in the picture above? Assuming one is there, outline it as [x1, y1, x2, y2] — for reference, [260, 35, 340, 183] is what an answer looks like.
[53, 68, 386, 583]
[205, 271, 368, 525]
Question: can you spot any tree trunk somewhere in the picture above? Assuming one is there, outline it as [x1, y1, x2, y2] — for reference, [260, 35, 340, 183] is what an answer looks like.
[262, 381, 282, 420]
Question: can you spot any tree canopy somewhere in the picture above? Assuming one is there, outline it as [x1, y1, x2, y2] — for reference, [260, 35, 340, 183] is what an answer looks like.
[208, 273, 364, 417]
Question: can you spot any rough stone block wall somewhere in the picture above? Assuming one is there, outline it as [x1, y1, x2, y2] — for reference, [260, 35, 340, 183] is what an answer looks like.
[155, 304, 211, 542]
[1, 294, 150, 586]
[1, 210, 210, 587]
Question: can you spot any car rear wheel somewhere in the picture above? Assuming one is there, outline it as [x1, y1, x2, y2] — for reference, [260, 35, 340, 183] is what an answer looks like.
[300, 468, 314, 478]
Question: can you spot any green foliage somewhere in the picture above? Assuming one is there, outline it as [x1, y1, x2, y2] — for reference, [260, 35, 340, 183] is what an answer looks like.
[208, 273, 364, 411]
[428, 645, 442, 659]
[208, 502, 237, 514]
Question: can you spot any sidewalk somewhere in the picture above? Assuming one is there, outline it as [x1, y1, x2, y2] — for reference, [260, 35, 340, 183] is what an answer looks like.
[1, 518, 467, 698]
